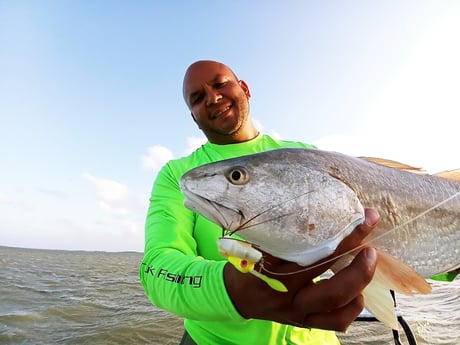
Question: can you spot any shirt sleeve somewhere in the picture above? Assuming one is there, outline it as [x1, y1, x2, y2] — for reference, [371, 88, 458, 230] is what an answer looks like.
[139, 162, 245, 322]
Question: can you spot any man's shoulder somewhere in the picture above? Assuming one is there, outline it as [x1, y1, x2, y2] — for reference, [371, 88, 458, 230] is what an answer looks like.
[262, 135, 317, 149]
[161, 146, 210, 177]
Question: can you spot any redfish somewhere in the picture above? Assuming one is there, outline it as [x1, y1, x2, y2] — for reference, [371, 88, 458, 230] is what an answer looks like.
[180, 148, 460, 329]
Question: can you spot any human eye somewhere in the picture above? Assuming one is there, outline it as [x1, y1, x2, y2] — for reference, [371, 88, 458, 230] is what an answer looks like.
[214, 79, 228, 88]
[190, 92, 203, 105]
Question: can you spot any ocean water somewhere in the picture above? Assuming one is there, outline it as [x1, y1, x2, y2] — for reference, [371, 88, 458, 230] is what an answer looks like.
[0, 246, 458, 345]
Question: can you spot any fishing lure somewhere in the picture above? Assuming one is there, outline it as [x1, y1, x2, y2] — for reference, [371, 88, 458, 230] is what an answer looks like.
[217, 236, 288, 292]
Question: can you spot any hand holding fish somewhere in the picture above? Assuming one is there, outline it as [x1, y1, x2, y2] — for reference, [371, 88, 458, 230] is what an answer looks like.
[223, 209, 379, 332]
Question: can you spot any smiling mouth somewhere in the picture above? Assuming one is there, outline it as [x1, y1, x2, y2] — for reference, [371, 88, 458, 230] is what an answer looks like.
[211, 105, 231, 119]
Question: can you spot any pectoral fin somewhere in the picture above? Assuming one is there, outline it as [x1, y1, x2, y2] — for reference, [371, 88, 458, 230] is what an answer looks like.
[361, 280, 398, 329]
[362, 249, 432, 329]
[375, 248, 432, 295]
[332, 248, 431, 330]
[331, 254, 398, 329]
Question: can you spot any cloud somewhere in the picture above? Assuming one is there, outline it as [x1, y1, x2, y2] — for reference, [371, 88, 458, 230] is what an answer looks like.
[83, 172, 146, 217]
[359, 16, 460, 173]
[143, 137, 206, 168]
[0, 192, 38, 211]
[38, 188, 69, 199]
[142, 145, 174, 173]
[80, 172, 148, 251]
[312, 17, 460, 175]
[83, 173, 130, 203]
[183, 136, 206, 155]
[313, 134, 364, 156]
[253, 118, 282, 140]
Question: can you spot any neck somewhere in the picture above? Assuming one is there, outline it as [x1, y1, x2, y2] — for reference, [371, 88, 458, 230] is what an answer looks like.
[209, 128, 260, 145]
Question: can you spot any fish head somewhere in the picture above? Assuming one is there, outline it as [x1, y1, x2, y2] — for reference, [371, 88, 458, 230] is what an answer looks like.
[180, 166, 246, 231]
[180, 149, 365, 265]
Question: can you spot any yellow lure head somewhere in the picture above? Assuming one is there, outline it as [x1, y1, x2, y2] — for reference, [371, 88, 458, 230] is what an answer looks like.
[218, 237, 288, 292]
[228, 255, 256, 274]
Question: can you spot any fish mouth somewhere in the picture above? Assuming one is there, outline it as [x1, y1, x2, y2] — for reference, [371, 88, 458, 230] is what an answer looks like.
[183, 192, 242, 231]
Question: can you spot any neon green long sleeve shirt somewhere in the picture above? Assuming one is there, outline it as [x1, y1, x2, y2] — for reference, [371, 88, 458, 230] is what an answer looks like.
[140, 134, 340, 345]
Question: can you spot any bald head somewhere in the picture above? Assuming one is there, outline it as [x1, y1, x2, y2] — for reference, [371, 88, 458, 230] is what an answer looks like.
[180, 60, 257, 144]
[182, 60, 239, 107]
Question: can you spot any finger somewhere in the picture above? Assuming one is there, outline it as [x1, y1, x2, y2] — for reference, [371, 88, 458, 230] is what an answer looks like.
[258, 258, 328, 294]
[352, 207, 380, 241]
[292, 247, 377, 315]
[300, 247, 377, 331]
[301, 294, 365, 332]
[362, 207, 380, 234]
[335, 208, 380, 255]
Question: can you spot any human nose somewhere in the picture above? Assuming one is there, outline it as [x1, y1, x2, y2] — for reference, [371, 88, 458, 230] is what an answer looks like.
[205, 88, 222, 106]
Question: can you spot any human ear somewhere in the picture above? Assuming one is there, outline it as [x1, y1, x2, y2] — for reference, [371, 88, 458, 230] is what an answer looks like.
[190, 112, 202, 129]
[238, 80, 251, 99]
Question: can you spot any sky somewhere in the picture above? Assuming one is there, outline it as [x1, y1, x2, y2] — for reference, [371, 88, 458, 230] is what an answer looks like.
[1, 1, 460, 252]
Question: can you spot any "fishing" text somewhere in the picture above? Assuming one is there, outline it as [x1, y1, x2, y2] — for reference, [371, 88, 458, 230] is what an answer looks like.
[142, 263, 202, 288]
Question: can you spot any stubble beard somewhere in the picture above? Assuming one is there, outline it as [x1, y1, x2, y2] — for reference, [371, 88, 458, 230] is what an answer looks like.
[201, 96, 251, 143]
[223, 99, 250, 137]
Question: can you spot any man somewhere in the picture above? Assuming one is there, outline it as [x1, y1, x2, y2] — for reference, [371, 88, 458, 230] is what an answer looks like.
[140, 60, 379, 345]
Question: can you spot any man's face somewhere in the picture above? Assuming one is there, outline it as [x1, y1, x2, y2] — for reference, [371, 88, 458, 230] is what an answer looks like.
[183, 61, 251, 143]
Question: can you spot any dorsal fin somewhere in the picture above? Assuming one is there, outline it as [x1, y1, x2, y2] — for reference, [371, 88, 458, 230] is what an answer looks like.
[433, 169, 460, 182]
[360, 157, 425, 173]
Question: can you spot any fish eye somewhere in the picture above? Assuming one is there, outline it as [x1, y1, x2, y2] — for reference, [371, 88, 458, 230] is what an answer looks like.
[226, 166, 249, 185]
